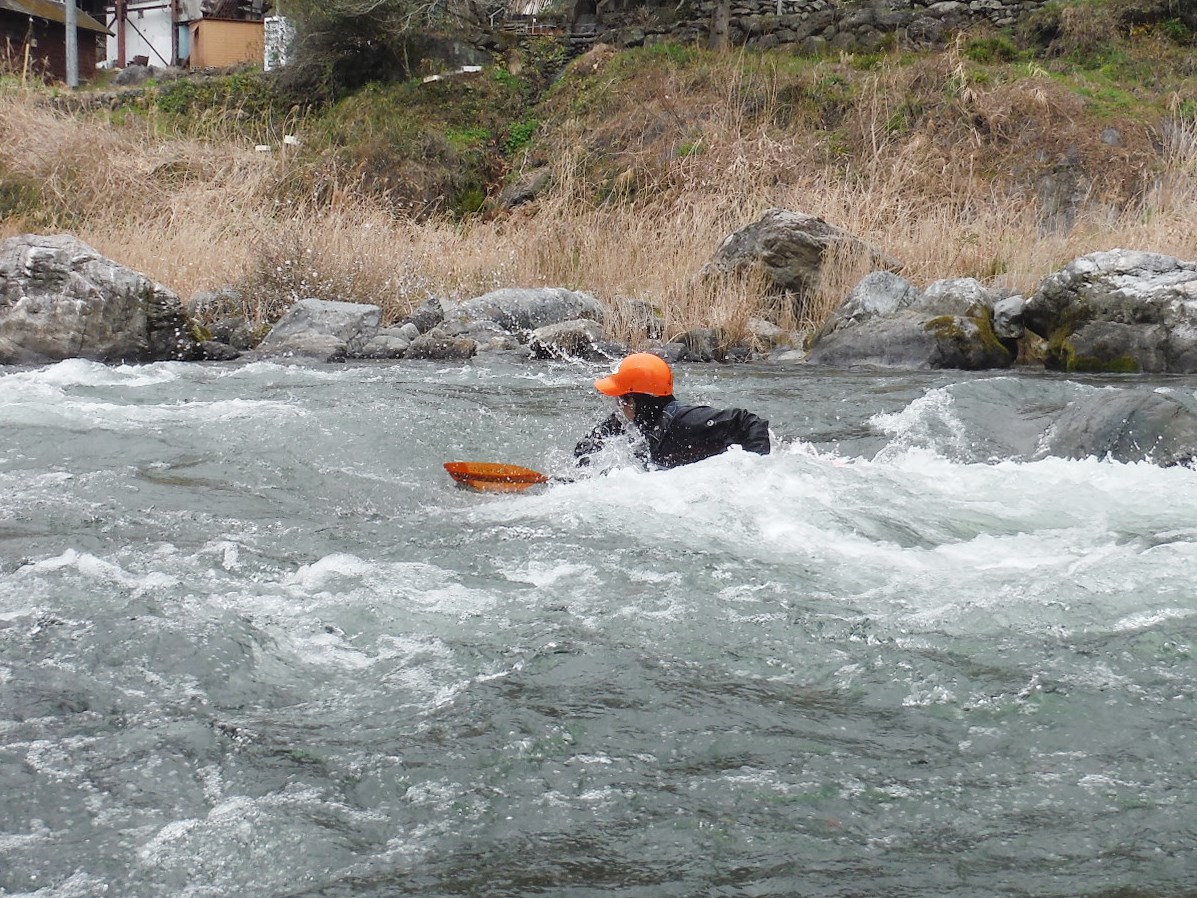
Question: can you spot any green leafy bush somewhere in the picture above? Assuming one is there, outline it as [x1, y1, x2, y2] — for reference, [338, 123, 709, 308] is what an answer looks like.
[504, 118, 539, 155]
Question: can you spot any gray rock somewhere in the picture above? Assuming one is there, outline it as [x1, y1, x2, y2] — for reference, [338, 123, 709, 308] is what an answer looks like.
[196, 340, 241, 361]
[747, 317, 789, 349]
[499, 167, 552, 208]
[257, 298, 382, 360]
[658, 342, 687, 363]
[357, 330, 411, 359]
[114, 64, 152, 86]
[819, 270, 920, 338]
[528, 319, 606, 360]
[445, 287, 605, 333]
[406, 330, 478, 360]
[677, 328, 724, 362]
[770, 348, 810, 364]
[700, 208, 898, 305]
[249, 333, 347, 363]
[1037, 389, 1197, 466]
[913, 277, 996, 316]
[401, 297, 444, 335]
[0, 233, 200, 365]
[807, 270, 1012, 371]
[992, 295, 1025, 341]
[187, 286, 243, 320]
[1022, 249, 1197, 372]
[210, 316, 261, 351]
[806, 315, 934, 369]
[438, 318, 522, 352]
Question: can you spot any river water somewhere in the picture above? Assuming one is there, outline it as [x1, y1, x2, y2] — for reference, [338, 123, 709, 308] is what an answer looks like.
[2, 356, 1195, 897]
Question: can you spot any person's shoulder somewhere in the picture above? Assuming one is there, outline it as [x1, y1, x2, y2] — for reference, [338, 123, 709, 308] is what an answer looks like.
[669, 402, 720, 424]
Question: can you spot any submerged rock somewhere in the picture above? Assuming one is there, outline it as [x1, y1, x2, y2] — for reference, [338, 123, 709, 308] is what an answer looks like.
[1036, 389, 1197, 466]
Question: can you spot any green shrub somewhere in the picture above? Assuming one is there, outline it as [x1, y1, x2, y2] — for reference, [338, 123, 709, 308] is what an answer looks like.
[1160, 17, 1192, 43]
[965, 34, 1023, 63]
[504, 118, 539, 155]
[447, 126, 491, 149]
[453, 184, 487, 216]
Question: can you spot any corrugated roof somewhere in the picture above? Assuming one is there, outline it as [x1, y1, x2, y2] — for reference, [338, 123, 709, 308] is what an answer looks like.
[0, 0, 111, 33]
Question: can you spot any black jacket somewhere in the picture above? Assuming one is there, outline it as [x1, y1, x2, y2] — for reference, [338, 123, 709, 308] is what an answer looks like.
[574, 398, 770, 470]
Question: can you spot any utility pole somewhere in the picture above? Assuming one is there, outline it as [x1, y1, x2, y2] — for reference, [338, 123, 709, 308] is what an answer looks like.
[65, 0, 78, 87]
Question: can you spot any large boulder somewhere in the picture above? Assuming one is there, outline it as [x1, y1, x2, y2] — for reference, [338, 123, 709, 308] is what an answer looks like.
[0, 233, 199, 365]
[1036, 389, 1197, 466]
[699, 208, 898, 303]
[255, 298, 382, 361]
[443, 287, 604, 333]
[528, 319, 615, 361]
[1021, 249, 1197, 373]
[806, 273, 1014, 370]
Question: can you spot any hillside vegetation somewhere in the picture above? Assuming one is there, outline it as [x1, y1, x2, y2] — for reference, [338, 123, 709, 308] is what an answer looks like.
[2, 0, 1196, 344]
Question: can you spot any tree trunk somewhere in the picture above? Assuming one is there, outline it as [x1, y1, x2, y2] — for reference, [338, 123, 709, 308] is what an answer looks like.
[708, 0, 730, 51]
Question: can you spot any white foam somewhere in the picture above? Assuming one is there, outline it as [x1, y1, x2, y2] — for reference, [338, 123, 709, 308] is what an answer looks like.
[871, 387, 969, 461]
[0, 358, 182, 390]
[1112, 607, 1195, 631]
[1, 870, 111, 898]
[20, 549, 179, 593]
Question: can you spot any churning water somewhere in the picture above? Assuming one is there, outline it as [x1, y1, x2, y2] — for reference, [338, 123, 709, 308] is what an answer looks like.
[2, 357, 1196, 897]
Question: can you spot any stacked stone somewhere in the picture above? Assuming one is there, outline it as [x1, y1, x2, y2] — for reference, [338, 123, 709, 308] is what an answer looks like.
[593, 0, 1051, 52]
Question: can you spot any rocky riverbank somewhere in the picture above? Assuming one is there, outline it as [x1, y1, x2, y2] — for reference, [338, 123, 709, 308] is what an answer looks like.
[6, 220, 1197, 374]
[6, 227, 1197, 466]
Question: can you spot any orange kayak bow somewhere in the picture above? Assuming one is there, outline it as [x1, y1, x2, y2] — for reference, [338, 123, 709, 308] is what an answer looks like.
[443, 461, 550, 492]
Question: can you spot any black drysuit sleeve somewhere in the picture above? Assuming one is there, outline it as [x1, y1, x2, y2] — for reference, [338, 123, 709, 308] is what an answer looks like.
[573, 413, 628, 466]
[713, 407, 771, 455]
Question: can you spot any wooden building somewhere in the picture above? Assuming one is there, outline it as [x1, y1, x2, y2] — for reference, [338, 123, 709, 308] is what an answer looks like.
[0, 0, 110, 82]
[186, 15, 260, 68]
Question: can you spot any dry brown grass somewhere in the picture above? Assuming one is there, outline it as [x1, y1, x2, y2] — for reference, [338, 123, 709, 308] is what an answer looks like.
[3, 49, 1196, 346]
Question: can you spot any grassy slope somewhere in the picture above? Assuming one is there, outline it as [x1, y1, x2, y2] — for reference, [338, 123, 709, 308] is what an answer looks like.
[1, 5, 1195, 340]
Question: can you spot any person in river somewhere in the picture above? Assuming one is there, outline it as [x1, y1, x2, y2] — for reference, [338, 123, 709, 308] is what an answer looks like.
[574, 352, 771, 470]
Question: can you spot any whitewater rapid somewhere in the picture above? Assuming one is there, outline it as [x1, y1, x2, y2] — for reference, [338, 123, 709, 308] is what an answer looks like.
[2, 358, 1195, 897]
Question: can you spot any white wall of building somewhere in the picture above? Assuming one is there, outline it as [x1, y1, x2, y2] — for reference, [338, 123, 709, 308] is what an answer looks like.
[104, 0, 201, 66]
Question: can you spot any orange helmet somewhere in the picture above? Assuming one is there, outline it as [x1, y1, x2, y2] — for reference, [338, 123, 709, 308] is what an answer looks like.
[594, 353, 674, 397]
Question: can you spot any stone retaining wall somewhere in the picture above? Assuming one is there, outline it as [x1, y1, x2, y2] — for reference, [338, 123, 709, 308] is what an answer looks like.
[588, 0, 1052, 52]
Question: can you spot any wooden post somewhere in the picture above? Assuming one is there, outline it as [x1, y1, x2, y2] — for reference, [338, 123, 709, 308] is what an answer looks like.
[22, 18, 31, 83]
[170, 0, 179, 65]
[115, 0, 126, 67]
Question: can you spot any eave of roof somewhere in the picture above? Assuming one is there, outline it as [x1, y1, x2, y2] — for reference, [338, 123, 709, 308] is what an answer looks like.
[0, 0, 112, 34]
